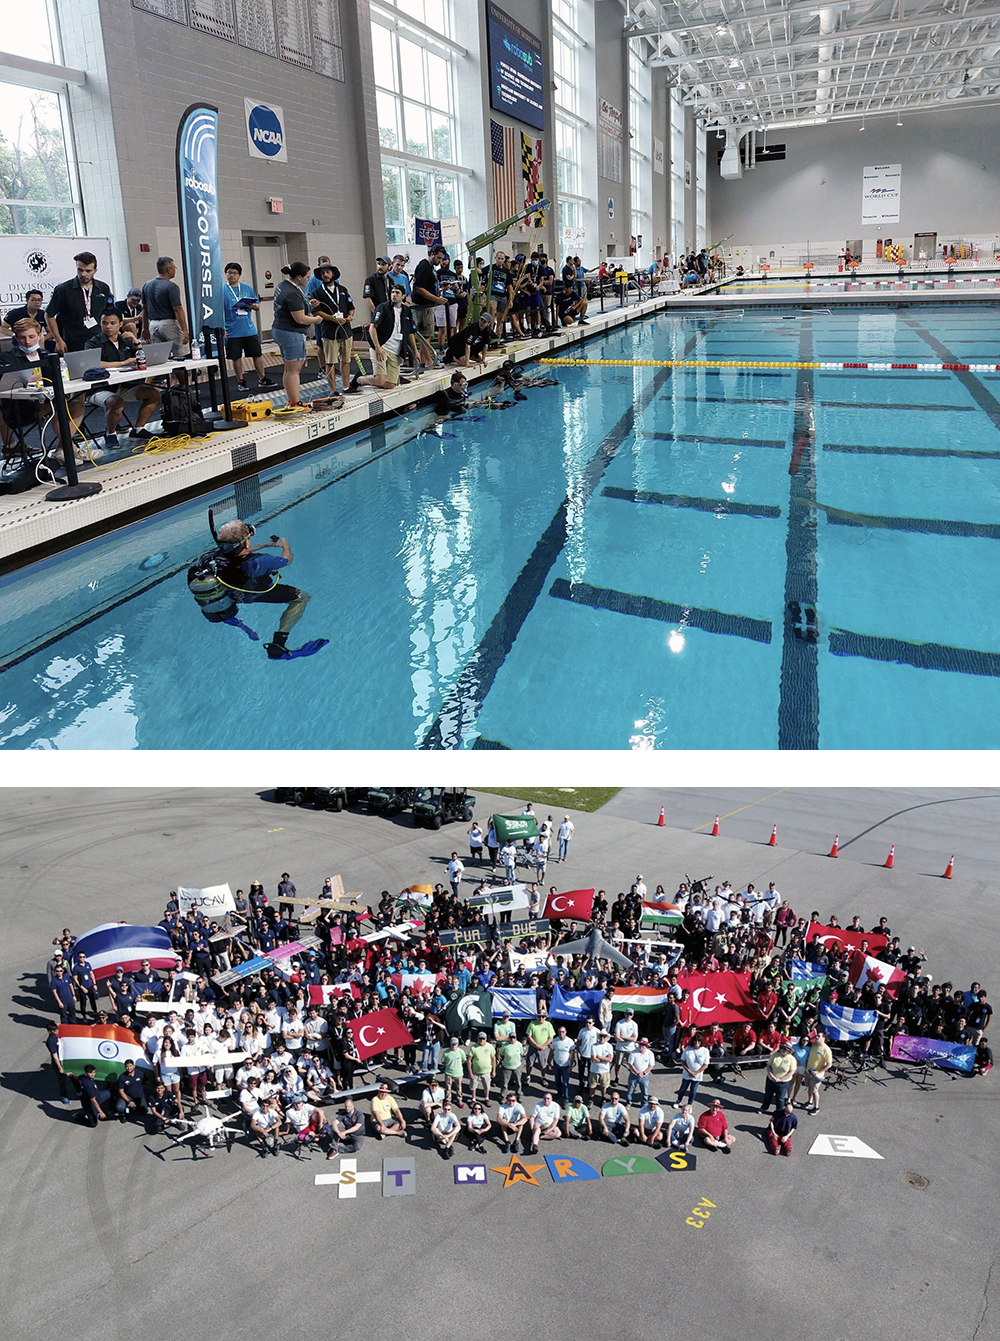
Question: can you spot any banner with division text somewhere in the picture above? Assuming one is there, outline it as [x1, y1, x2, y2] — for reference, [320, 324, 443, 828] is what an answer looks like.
[176, 102, 225, 333]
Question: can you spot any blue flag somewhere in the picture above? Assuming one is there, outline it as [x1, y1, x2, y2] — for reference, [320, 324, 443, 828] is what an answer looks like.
[490, 987, 537, 1020]
[790, 959, 827, 984]
[414, 217, 442, 248]
[549, 985, 606, 1022]
[820, 1001, 877, 1042]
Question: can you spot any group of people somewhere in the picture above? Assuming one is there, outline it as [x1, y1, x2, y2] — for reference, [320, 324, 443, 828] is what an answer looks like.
[0, 250, 195, 466]
[44, 839, 991, 1162]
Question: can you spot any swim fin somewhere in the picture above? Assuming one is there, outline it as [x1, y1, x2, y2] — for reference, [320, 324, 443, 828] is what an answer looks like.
[222, 616, 260, 642]
[265, 638, 329, 660]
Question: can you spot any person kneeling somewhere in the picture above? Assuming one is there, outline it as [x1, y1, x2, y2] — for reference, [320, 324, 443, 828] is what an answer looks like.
[766, 1100, 797, 1156]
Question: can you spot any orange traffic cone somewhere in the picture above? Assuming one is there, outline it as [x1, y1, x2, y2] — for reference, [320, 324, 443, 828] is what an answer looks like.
[768, 824, 777, 847]
[884, 844, 895, 869]
[828, 834, 839, 858]
[657, 806, 665, 827]
[711, 814, 720, 837]
[943, 855, 954, 879]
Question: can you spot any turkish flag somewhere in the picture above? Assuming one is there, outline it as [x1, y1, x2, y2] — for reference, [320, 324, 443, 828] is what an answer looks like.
[848, 950, 905, 997]
[677, 970, 760, 1026]
[347, 1007, 414, 1060]
[543, 889, 595, 921]
[806, 922, 888, 955]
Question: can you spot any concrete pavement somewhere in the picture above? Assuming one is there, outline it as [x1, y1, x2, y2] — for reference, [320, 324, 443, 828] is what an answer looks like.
[0, 786, 996, 1341]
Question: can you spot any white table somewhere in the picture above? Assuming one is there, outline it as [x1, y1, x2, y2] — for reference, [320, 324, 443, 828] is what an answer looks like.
[0, 355, 219, 402]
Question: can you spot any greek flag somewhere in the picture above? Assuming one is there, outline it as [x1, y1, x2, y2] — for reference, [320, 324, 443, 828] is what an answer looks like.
[790, 959, 827, 985]
[820, 1001, 877, 1042]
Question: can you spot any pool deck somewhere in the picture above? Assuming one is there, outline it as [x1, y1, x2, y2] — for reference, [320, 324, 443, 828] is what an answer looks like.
[0, 288, 675, 570]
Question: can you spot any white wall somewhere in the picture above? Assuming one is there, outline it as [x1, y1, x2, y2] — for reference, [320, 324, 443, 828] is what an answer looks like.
[708, 104, 1000, 249]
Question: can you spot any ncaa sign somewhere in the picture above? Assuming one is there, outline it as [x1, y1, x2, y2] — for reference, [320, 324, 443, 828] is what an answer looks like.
[245, 99, 288, 162]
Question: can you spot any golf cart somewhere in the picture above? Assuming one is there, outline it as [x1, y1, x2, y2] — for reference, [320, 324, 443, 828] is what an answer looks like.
[412, 788, 476, 829]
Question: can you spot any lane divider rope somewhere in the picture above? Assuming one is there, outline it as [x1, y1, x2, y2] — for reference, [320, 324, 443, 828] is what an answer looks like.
[538, 357, 1000, 372]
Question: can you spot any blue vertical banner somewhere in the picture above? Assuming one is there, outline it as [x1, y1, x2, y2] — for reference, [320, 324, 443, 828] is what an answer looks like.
[176, 103, 225, 335]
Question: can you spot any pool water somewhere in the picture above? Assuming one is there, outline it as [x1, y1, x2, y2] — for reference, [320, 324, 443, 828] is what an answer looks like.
[716, 276, 1000, 296]
[3, 304, 1000, 750]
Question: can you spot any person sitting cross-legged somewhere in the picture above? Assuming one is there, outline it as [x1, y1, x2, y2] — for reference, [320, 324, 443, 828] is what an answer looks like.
[697, 1097, 735, 1153]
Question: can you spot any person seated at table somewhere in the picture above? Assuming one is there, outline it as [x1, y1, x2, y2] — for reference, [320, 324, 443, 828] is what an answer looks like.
[1, 317, 85, 462]
[84, 309, 162, 447]
[114, 287, 145, 338]
[1, 288, 46, 336]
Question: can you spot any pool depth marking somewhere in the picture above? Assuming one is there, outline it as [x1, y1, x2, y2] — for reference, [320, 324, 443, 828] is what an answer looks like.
[779, 324, 820, 750]
[900, 314, 1000, 436]
[602, 486, 781, 520]
[823, 443, 1000, 461]
[420, 327, 715, 748]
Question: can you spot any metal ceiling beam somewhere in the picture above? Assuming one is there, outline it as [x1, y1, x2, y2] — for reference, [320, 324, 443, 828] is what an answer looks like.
[648, 7, 1000, 67]
[690, 86, 1000, 120]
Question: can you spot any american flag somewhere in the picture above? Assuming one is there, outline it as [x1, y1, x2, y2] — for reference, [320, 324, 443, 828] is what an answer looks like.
[491, 119, 518, 222]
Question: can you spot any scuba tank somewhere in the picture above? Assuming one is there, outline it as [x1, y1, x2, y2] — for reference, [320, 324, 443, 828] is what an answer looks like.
[187, 550, 238, 623]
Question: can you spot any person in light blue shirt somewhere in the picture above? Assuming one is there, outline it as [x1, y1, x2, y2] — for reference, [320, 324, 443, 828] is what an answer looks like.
[223, 262, 274, 392]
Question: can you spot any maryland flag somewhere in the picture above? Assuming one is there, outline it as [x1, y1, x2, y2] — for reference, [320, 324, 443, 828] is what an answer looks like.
[520, 131, 545, 227]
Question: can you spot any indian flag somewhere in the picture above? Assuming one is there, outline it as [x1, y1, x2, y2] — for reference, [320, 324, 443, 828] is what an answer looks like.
[641, 900, 682, 928]
[58, 1024, 154, 1081]
[611, 987, 674, 1013]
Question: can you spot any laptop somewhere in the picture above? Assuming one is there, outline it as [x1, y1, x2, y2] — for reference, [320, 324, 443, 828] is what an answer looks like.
[142, 340, 173, 367]
[64, 348, 99, 380]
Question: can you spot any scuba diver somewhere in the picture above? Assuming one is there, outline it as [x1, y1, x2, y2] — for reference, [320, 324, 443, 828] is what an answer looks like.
[433, 371, 472, 416]
[187, 516, 328, 660]
[493, 359, 560, 399]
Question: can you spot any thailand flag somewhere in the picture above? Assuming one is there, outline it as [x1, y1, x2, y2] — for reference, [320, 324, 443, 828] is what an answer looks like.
[72, 923, 179, 982]
[848, 951, 905, 996]
[819, 1001, 878, 1041]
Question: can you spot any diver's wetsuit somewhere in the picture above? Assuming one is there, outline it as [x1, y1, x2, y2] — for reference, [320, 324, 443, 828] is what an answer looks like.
[434, 385, 469, 416]
[220, 550, 310, 652]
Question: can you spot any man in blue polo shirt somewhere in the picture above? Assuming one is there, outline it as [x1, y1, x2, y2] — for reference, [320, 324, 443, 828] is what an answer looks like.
[72, 951, 98, 1019]
[51, 965, 77, 1022]
[223, 262, 274, 393]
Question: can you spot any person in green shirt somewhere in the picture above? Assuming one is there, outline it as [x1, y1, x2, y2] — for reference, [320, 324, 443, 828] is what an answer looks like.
[467, 1032, 497, 1107]
[564, 1095, 592, 1140]
[493, 1012, 517, 1044]
[441, 1037, 467, 1109]
[498, 1035, 525, 1097]
[525, 1014, 555, 1085]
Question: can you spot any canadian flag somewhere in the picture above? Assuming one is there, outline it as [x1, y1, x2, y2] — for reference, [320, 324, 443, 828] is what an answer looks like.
[347, 1007, 414, 1060]
[308, 983, 360, 1006]
[849, 951, 905, 996]
[392, 971, 443, 996]
[543, 889, 595, 921]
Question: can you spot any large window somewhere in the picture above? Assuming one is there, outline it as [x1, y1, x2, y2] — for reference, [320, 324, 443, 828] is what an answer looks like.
[695, 126, 707, 249]
[554, 0, 590, 256]
[628, 45, 650, 257]
[372, 0, 464, 245]
[670, 88, 685, 263]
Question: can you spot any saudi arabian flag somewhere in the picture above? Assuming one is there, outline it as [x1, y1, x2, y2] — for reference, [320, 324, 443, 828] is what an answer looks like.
[611, 987, 674, 1013]
[492, 812, 540, 842]
[58, 1024, 154, 1081]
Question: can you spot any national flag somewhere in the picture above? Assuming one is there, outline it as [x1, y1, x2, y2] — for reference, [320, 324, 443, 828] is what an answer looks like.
[611, 986, 674, 1013]
[308, 983, 360, 1006]
[508, 948, 548, 974]
[549, 985, 605, 1022]
[819, 1001, 877, 1042]
[790, 959, 828, 987]
[72, 923, 180, 982]
[677, 970, 760, 1025]
[543, 889, 594, 921]
[441, 987, 494, 1037]
[848, 950, 905, 996]
[490, 987, 537, 1019]
[466, 884, 530, 920]
[392, 971, 443, 997]
[58, 1024, 154, 1081]
[490, 121, 518, 222]
[641, 901, 683, 928]
[347, 1007, 414, 1061]
[806, 922, 887, 955]
[395, 887, 433, 920]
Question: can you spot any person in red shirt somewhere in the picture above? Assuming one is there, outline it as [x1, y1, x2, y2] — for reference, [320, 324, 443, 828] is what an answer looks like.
[733, 1022, 757, 1055]
[757, 1021, 784, 1054]
[696, 1097, 734, 1152]
[757, 986, 778, 1019]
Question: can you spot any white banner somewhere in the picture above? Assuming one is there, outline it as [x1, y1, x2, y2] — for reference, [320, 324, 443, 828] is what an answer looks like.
[0, 235, 114, 319]
[862, 163, 901, 225]
[177, 883, 236, 914]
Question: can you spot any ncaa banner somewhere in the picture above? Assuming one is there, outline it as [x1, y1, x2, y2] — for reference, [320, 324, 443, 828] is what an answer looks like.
[244, 98, 288, 163]
[176, 103, 225, 331]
